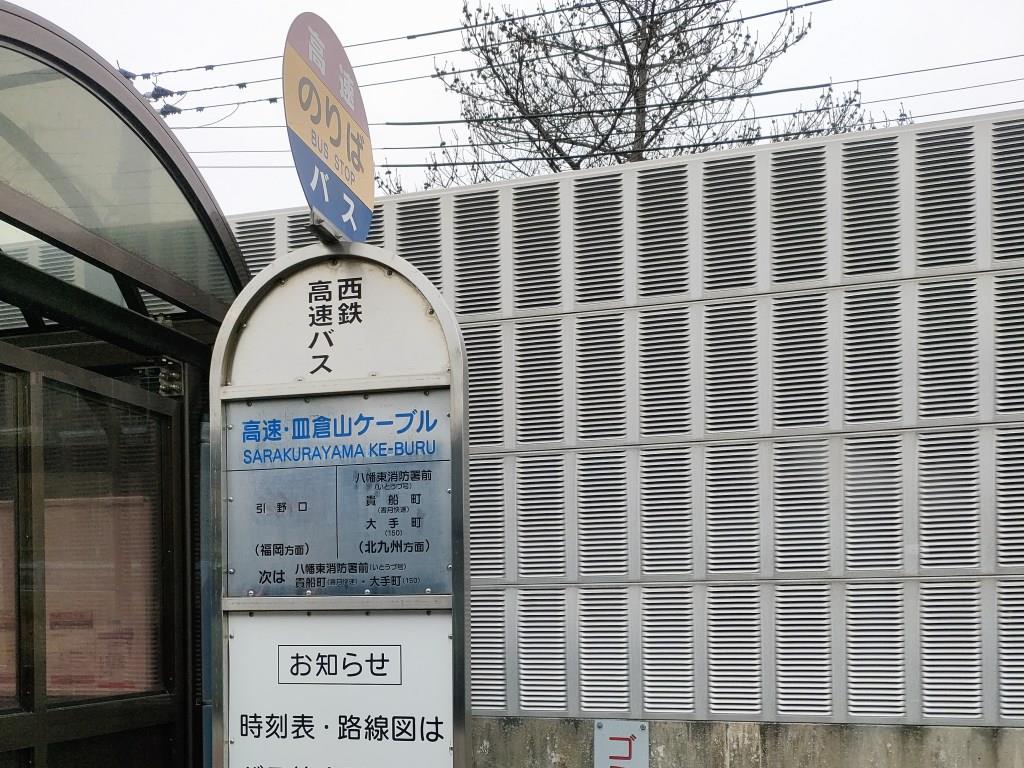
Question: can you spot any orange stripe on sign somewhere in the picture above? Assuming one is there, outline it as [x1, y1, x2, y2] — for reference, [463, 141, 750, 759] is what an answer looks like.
[283, 45, 374, 208]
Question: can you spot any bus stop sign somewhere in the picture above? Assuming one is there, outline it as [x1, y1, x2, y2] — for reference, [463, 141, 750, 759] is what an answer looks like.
[283, 13, 374, 241]
[209, 242, 468, 768]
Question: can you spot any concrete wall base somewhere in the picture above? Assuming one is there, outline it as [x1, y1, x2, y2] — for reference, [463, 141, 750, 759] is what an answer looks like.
[471, 717, 1024, 768]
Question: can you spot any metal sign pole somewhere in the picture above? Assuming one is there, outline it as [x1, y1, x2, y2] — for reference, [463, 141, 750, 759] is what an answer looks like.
[209, 241, 469, 768]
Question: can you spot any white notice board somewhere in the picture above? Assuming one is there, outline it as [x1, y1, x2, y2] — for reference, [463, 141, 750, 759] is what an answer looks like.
[228, 611, 453, 768]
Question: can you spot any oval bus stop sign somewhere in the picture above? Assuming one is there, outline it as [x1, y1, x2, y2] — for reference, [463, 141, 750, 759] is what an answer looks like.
[283, 13, 374, 241]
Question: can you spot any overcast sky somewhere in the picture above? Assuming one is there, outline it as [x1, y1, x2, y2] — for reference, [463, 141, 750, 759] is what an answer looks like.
[12, 0, 1024, 215]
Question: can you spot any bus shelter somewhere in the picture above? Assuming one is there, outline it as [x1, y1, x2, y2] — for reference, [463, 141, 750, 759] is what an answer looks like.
[0, 3, 249, 765]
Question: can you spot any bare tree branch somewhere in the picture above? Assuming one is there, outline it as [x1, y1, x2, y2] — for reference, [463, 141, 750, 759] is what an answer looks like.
[372, 0, 910, 192]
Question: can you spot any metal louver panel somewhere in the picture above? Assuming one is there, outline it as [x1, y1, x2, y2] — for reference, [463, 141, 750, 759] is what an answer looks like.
[704, 301, 758, 433]
[776, 583, 832, 715]
[846, 582, 906, 716]
[579, 587, 630, 712]
[993, 119, 1024, 260]
[917, 280, 979, 419]
[395, 198, 443, 290]
[38, 244, 75, 283]
[638, 306, 690, 436]
[995, 429, 1024, 568]
[470, 591, 507, 709]
[512, 182, 561, 310]
[639, 446, 692, 575]
[636, 165, 688, 297]
[574, 174, 624, 303]
[841, 136, 900, 275]
[365, 203, 385, 247]
[843, 285, 902, 424]
[463, 324, 504, 446]
[139, 289, 179, 317]
[454, 190, 501, 315]
[0, 301, 24, 330]
[577, 451, 628, 577]
[0, 248, 29, 328]
[995, 273, 1024, 413]
[641, 585, 695, 712]
[518, 589, 568, 711]
[286, 211, 319, 250]
[844, 435, 903, 570]
[468, 456, 505, 580]
[516, 455, 566, 578]
[576, 313, 626, 440]
[915, 127, 976, 267]
[918, 430, 981, 569]
[1, 246, 28, 264]
[231, 216, 277, 273]
[203, 110, 1024, 728]
[705, 443, 759, 574]
[707, 584, 762, 714]
[998, 581, 1024, 718]
[703, 156, 757, 290]
[771, 146, 827, 283]
[920, 581, 983, 718]
[772, 294, 828, 428]
[514, 319, 564, 443]
[773, 440, 830, 572]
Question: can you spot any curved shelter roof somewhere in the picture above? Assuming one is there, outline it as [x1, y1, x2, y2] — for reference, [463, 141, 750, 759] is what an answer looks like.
[0, 1, 249, 364]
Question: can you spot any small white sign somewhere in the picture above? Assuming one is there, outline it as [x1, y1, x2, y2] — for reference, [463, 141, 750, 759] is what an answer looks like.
[277, 644, 402, 685]
[228, 611, 452, 768]
[594, 720, 649, 768]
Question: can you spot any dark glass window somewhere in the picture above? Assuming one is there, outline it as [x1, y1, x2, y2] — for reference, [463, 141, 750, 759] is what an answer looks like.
[42, 385, 163, 700]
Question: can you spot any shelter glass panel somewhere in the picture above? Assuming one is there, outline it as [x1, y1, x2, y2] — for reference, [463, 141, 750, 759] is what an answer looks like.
[0, 221, 128, 309]
[0, 46, 234, 303]
[42, 384, 163, 701]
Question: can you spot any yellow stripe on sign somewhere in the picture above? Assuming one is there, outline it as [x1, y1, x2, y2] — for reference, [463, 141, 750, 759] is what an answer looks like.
[283, 45, 374, 208]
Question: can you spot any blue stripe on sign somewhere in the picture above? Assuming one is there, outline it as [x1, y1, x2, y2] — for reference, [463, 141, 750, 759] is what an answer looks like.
[288, 130, 374, 242]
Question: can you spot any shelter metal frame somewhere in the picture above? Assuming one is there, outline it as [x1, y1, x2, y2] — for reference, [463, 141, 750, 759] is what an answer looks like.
[0, 339, 187, 766]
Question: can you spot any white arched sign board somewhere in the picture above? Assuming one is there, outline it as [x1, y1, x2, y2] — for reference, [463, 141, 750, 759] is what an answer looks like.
[209, 242, 468, 768]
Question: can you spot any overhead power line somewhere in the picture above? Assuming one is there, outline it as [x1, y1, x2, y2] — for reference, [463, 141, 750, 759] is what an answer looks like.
[365, 0, 831, 88]
[197, 126, 834, 168]
[124, 54, 281, 81]
[139, 0, 723, 99]
[162, 52, 1024, 123]
[381, 72, 1024, 127]
[175, 124, 286, 129]
[124, 0, 620, 80]
[861, 74, 1024, 105]
[157, 0, 829, 105]
[168, 53, 1024, 134]
[190, 98, 1024, 171]
[178, 73, 942, 153]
